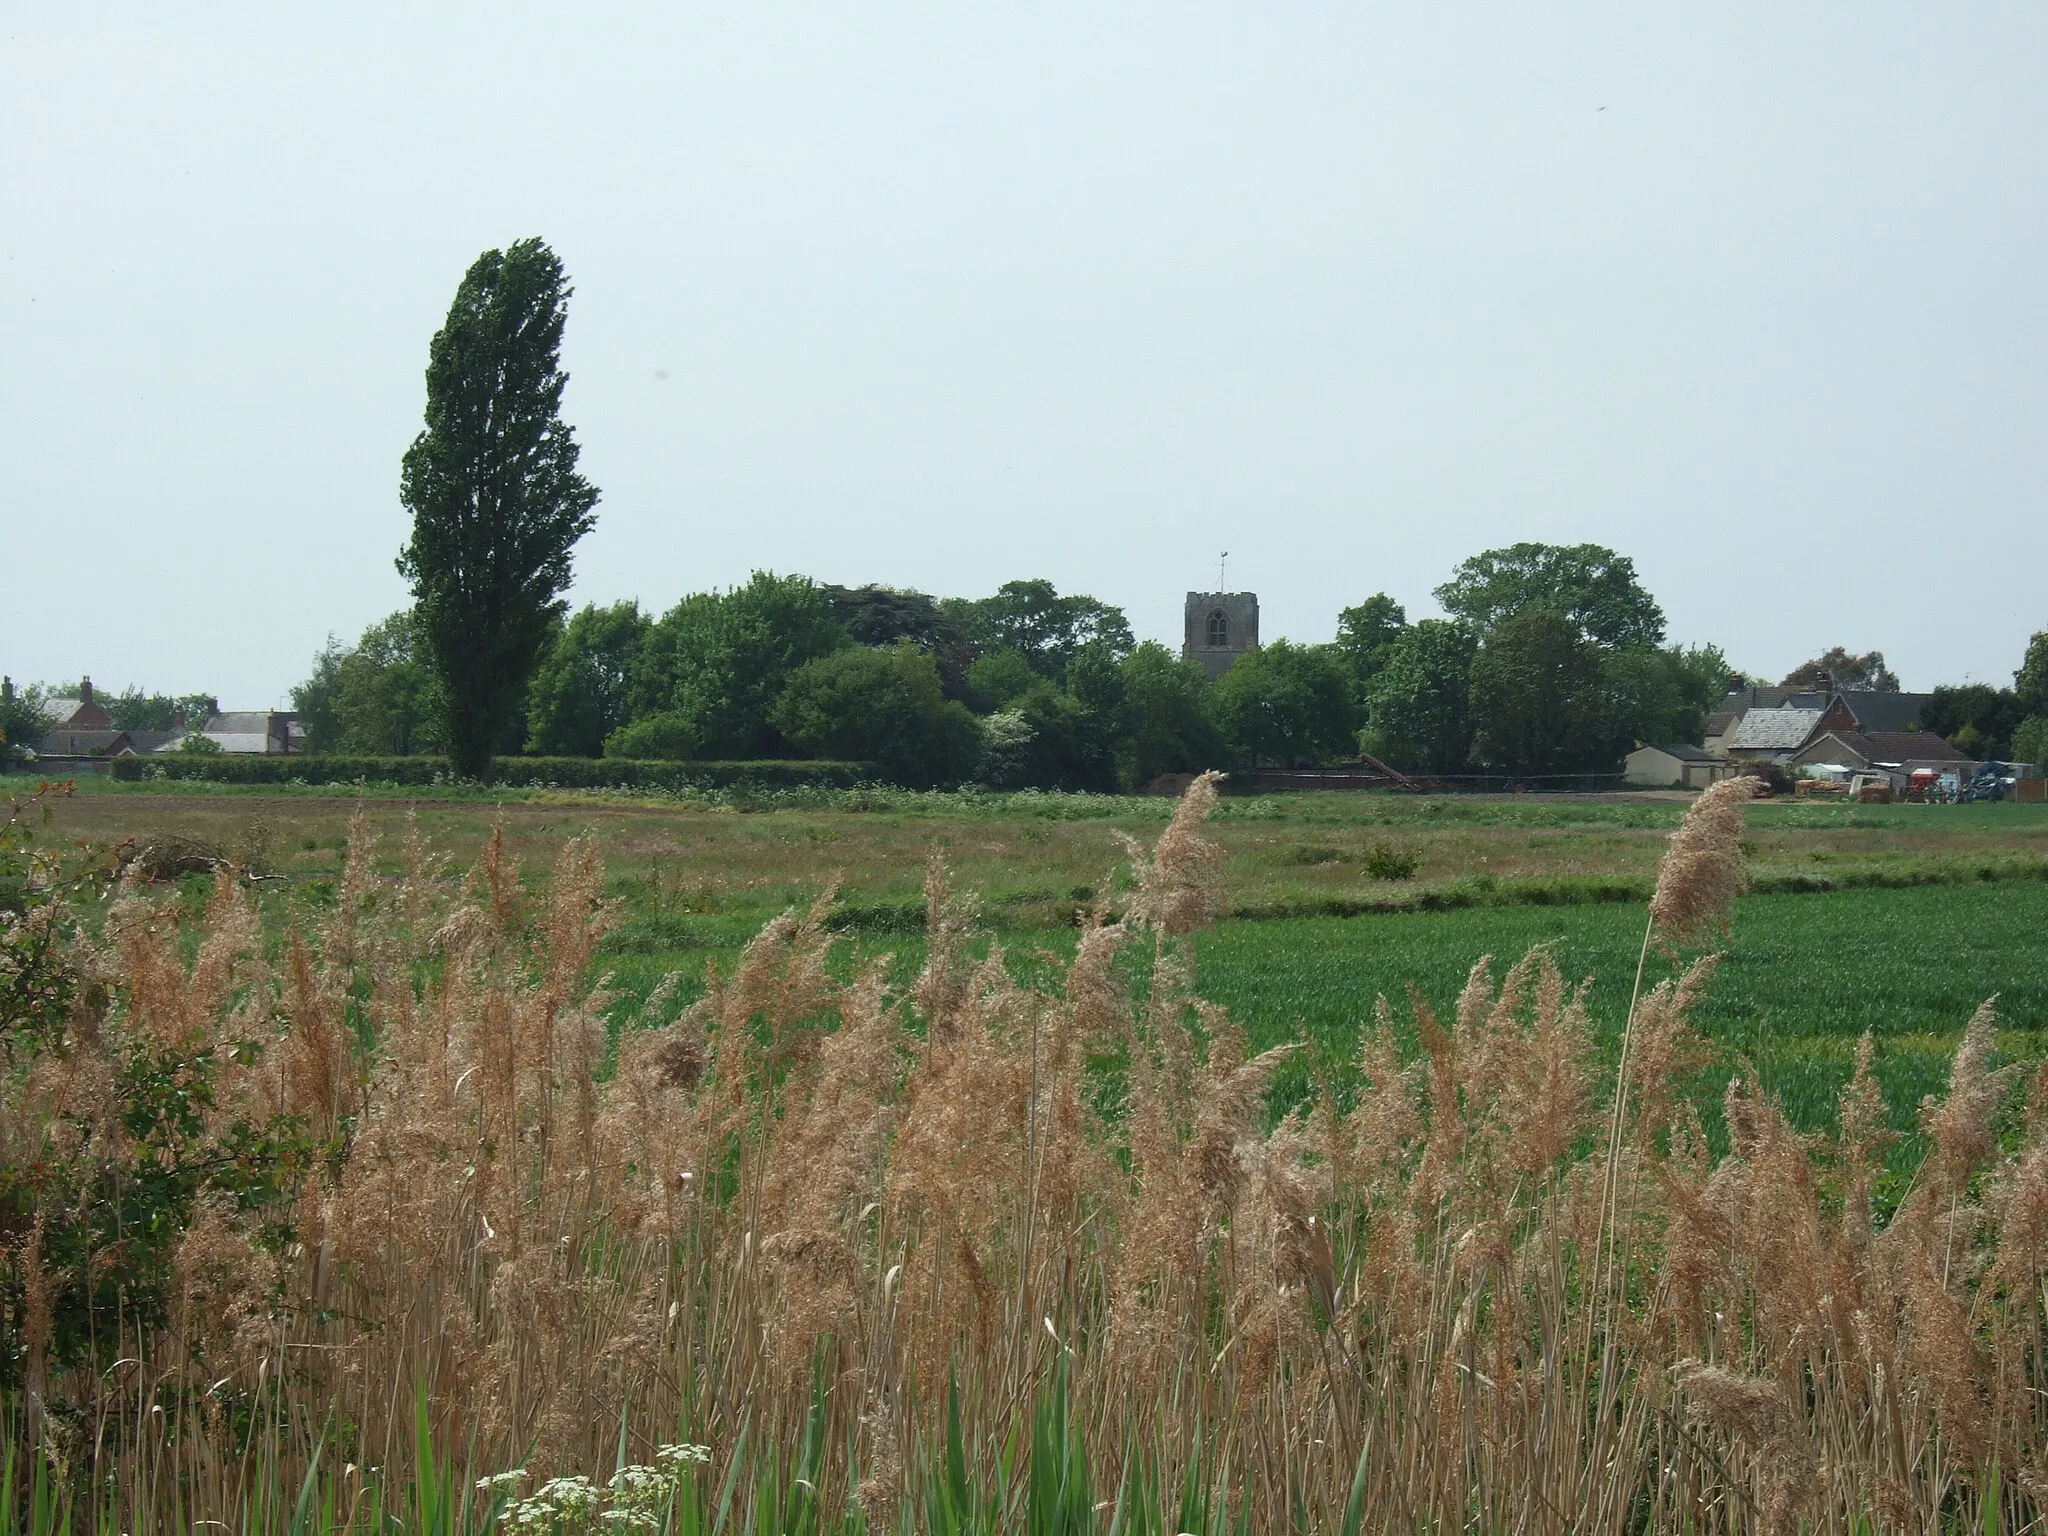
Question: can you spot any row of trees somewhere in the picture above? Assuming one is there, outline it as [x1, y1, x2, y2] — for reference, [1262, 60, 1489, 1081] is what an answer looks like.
[295, 575, 1203, 790]
[293, 544, 1732, 788]
[1919, 635, 2048, 765]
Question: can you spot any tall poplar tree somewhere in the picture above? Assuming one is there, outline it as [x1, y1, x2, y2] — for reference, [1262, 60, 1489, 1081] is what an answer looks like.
[398, 237, 599, 778]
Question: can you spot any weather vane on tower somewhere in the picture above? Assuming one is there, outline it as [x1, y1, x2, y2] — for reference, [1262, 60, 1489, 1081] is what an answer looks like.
[1218, 551, 1228, 592]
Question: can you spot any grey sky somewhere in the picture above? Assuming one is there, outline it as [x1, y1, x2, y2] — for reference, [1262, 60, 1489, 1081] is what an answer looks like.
[5, 3, 2043, 707]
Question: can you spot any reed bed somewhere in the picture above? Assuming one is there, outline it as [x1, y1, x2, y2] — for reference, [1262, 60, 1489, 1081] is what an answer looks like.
[2, 774, 2044, 1532]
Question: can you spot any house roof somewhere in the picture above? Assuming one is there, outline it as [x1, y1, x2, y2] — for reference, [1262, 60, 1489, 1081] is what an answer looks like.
[1833, 692, 1932, 734]
[1703, 710, 1739, 738]
[124, 730, 183, 755]
[42, 698, 85, 723]
[34, 729, 132, 757]
[1726, 707, 1826, 751]
[1717, 687, 1830, 715]
[201, 711, 279, 734]
[1631, 742, 1721, 763]
[1799, 731, 1973, 767]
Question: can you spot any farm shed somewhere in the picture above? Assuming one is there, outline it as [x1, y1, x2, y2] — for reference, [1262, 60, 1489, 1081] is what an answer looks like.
[1625, 743, 1733, 789]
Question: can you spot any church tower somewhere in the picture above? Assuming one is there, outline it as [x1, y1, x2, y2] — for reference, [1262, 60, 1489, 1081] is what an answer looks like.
[1183, 590, 1258, 680]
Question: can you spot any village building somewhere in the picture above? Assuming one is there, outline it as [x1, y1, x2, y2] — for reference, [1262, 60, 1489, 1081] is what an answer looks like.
[36, 676, 113, 731]
[1720, 698, 1860, 762]
[7, 676, 301, 770]
[1623, 742, 1735, 789]
[1704, 686, 1932, 756]
[1183, 590, 1258, 680]
[1786, 730, 1974, 786]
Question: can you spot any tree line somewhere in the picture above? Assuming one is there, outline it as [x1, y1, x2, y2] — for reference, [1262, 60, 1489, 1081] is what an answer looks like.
[290, 543, 1731, 788]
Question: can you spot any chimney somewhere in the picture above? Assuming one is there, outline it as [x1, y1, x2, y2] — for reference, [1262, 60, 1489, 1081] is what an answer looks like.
[2, 676, 12, 703]
[80, 676, 94, 703]
[172, 704, 187, 732]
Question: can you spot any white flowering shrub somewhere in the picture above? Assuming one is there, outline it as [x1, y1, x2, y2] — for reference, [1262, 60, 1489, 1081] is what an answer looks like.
[478, 1445, 712, 1533]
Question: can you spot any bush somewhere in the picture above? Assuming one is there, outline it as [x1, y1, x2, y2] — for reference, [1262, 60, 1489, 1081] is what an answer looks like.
[770, 644, 982, 789]
[604, 711, 701, 760]
[107, 755, 880, 790]
[1362, 840, 1421, 880]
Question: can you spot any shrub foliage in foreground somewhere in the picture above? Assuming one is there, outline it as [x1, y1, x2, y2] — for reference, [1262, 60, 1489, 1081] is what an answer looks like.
[2, 776, 2046, 1531]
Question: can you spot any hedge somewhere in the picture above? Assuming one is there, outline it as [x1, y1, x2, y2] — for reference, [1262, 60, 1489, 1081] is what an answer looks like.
[107, 756, 883, 790]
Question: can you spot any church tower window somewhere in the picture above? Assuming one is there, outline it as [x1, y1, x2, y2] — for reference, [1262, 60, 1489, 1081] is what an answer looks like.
[1206, 610, 1229, 647]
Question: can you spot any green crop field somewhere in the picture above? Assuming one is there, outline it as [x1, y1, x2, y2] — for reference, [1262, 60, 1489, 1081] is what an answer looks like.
[1192, 882, 2048, 1140]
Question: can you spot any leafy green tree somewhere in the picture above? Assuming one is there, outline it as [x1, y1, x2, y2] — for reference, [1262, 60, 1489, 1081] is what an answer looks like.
[1660, 645, 1736, 739]
[770, 643, 980, 787]
[966, 649, 1040, 709]
[292, 612, 446, 755]
[1211, 642, 1357, 767]
[103, 689, 219, 733]
[1113, 642, 1224, 789]
[396, 237, 600, 778]
[0, 680, 51, 762]
[526, 601, 652, 756]
[1363, 620, 1477, 773]
[1921, 684, 2023, 760]
[1434, 543, 1665, 649]
[1333, 594, 1408, 695]
[1779, 647, 1899, 692]
[942, 580, 1134, 681]
[639, 574, 847, 757]
[967, 639, 1126, 791]
[1005, 684, 1116, 791]
[820, 584, 975, 697]
[2011, 714, 2048, 770]
[1598, 644, 1732, 749]
[2014, 632, 2048, 718]
[1468, 611, 1610, 774]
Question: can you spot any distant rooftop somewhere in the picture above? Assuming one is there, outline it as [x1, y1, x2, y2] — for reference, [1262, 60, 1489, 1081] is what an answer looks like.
[1726, 706, 1826, 752]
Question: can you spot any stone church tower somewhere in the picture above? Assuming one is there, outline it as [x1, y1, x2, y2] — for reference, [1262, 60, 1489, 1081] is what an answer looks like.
[1183, 591, 1258, 680]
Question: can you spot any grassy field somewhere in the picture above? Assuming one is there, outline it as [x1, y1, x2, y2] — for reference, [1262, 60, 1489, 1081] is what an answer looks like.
[21, 772, 2048, 919]
[19, 773, 2047, 1145]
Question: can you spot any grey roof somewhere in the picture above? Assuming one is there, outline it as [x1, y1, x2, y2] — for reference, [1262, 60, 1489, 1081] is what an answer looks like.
[1834, 692, 1931, 734]
[1726, 707, 1826, 751]
[1633, 742, 1721, 763]
[41, 698, 84, 723]
[123, 730, 183, 755]
[202, 711, 278, 734]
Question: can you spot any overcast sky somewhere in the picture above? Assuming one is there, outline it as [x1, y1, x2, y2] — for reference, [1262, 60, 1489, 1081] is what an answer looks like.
[4, 3, 2043, 706]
